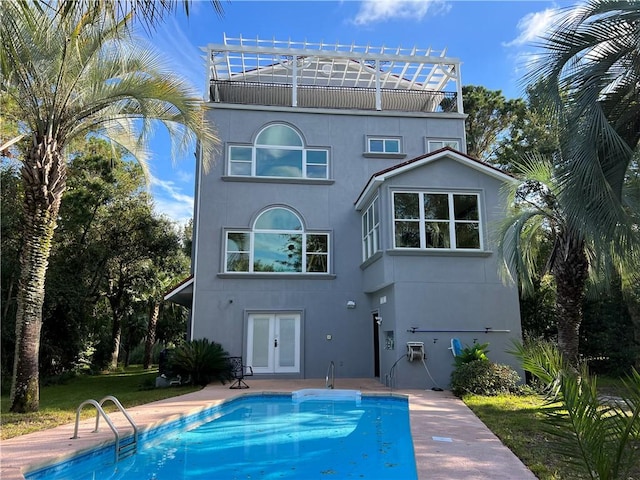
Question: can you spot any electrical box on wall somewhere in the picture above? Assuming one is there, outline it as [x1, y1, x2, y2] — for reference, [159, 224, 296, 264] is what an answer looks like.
[406, 342, 425, 361]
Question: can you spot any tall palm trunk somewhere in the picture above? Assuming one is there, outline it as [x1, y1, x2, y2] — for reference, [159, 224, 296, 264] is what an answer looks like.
[10, 137, 66, 413]
[552, 232, 589, 366]
[143, 301, 160, 369]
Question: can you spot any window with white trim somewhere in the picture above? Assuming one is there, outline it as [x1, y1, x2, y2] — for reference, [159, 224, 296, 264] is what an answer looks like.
[362, 197, 380, 261]
[228, 124, 329, 179]
[427, 139, 459, 152]
[367, 137, 401, 154]
[225, 207, 329, 273]
[393, 191, 481, 250]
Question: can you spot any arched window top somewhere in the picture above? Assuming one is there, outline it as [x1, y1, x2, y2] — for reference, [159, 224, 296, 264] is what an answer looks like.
[254, 208, 302, 231]
[255, 124, 303, 147]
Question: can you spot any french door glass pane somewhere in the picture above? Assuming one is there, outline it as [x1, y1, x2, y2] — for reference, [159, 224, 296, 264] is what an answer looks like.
[252, 318, 270, 368]
[278, 317, 296, 367]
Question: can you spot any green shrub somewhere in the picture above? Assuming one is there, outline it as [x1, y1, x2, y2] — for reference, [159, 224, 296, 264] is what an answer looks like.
[451, 360, 521, 397]
[169, 339, 231, 387]
[454, 342, 490, 367]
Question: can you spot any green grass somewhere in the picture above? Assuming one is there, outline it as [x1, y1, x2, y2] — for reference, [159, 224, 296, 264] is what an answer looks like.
[463, 376, 639, 480]
[0, 366, 200, 439]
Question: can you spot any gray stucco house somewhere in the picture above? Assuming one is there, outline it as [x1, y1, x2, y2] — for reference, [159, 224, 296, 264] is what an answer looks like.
[165, 35, 523, 389]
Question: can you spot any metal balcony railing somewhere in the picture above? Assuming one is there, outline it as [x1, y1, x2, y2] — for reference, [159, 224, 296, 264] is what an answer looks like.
[209, 80, 458, 113]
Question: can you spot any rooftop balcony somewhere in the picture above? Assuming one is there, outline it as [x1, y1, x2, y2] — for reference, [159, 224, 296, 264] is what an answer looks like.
[205, 35, 464, 115]
[209, 80, 459, 113]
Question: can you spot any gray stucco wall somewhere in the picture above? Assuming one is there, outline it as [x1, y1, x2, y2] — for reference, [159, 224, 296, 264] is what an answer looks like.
[190, 104, 522, 388]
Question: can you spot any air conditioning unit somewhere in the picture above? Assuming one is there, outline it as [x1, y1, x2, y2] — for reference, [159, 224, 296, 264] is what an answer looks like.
[406, 342, 425, 362]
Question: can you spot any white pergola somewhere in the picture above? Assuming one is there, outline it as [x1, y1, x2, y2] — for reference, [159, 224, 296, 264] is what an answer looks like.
[204, 34, 463, 113]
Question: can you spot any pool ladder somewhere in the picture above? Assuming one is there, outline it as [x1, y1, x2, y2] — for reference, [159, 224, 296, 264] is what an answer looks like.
[72, 395, 138, 463]
[325, 361, 335, 389]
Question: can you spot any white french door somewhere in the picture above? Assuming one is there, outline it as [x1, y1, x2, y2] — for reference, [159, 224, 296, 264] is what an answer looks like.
[247, 313, 300, 373]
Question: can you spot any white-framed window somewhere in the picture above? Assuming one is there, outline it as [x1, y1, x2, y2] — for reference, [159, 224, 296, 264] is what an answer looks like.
[362, 197, 380, 261]
[228, 124, 329, 179]
[392, 191, 482, 250]
[225, 207, 329, 273]
[366, 136, 402, 154]
[427, 139, 459, 152]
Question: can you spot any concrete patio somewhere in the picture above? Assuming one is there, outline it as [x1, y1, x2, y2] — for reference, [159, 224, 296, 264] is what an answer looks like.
[0, 378, 536, 479]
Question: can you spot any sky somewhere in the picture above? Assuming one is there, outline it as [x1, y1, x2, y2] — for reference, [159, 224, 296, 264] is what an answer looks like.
[143, 0, 575, 226]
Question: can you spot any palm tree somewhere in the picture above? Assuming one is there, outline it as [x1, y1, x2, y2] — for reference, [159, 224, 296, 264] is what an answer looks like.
[498, 156, 591, 365]
[528, 0, 640, 250]
[1, 2, 217, 412]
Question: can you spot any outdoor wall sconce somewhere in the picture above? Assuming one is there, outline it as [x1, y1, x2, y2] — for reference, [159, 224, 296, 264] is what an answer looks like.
[346, 300, 356, 309]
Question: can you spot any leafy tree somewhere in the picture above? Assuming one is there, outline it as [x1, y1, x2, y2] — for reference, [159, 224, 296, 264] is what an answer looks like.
[462, 85, 525, 162]
[1, 2, 216, 412]
[528, 0, 640, 253]
[498, 156, 590, 365]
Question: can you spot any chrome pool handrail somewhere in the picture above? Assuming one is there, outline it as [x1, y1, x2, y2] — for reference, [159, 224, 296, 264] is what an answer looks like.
[325, 361, 335, 389]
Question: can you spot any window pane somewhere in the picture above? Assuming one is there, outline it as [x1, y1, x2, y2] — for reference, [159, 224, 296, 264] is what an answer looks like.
[386, 139, 400, 153]
[429, 141, 443, 152]
[251, 318, 270, 367]
[445, 141, 459, 149]
[306, 165, 327, 179]
[256, 148, 303, 177]
[369, 139, 384, 152]
[278, 317, 296, 366]
[307, 234, 328, 272]
[394, 193, 419, 219]
[229, 162, 251, 176]
[425, 222, 450, 248]
[307, 234, 328, 253]
[395, 221, 420, 247]
[454, 195, 478, 220]
[455, 223, 480, 248]
[424, 194, 449, 220]
[306, 150, 328, 165]
[227, 253, 249, 271]
[256, 125, 303, 146]
[254, 233, 302, 272]
[227, 232, 250, 251]
[255, 209, 302, 230]
[229, 146, 252, 160]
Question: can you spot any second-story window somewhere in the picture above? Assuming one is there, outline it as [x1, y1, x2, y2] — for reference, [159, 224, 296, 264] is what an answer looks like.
[225, 207, 330, 273]
[228, 124, 329, 179]
[393, 191, 482, 250]
[362, 197, 380, 261]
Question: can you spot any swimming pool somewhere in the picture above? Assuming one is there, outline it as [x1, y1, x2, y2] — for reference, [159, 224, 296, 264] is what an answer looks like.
[26, 390, 417, 479]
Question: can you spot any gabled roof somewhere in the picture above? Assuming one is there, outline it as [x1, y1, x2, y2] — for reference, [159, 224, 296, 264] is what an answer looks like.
[354, 147, 515, 210]
[164, 275, 193, 307]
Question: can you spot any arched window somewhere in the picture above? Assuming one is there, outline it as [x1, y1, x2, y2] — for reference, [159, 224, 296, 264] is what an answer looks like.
[228, 124, 329, 179]
[225, 207, 329, 273]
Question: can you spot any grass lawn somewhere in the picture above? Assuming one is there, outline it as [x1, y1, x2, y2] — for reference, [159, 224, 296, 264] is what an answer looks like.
[0, 366, 200, 440]
[464, 377, 640, 480]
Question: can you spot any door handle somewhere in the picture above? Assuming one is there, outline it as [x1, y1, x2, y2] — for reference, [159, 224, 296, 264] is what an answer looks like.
[274, 338, 278, 348]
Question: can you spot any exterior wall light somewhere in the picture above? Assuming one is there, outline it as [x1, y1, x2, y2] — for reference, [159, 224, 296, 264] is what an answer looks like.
[346, 300, 356, 309]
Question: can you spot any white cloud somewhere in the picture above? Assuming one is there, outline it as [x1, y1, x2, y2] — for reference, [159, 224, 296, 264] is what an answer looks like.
[503, 7, 560, 48]
[352, 0, 450, 26]
[150, 175, 194, 227]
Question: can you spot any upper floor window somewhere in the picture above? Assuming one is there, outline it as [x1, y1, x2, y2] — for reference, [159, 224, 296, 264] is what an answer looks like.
[367, 137, 401, 154]
[228, 124, 329, 179]
[427, 139, 459, 152]
[225, 207, 329, 273]
[362, 197, 380, 261]
[393, 191, 481, 250]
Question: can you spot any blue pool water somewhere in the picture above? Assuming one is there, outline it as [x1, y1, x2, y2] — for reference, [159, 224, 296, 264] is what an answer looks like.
[27, 391, 417, 479]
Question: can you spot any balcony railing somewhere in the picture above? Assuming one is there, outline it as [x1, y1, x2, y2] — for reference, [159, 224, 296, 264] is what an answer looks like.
[209, 80, 458, 113]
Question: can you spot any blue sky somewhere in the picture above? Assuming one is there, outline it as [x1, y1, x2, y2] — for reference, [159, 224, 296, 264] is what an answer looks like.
[144, 0, 573, 226]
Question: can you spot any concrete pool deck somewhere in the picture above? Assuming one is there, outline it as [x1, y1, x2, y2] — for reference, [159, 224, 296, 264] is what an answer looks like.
[1, 378, 536, 479]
